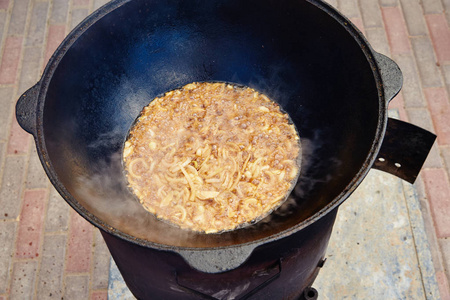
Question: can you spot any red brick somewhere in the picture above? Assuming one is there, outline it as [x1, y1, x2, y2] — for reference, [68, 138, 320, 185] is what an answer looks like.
[65, 210, 94, 273]
[388, 92, 409, 121]
[425, 87, 450, 145]
[15, 189, 47, 259]
[436, 271, 450, 300]
[7, 116, 30, 155]
[0, 36, 22, 84]
[426, 14, 450, 64]
[381, 6, 411, 54]
[44, 25, 66, 67]
[422, 169, 450, 238]
[0, 0, 9, 10]
[350, 17, 365, 35]
[91, 290, 108, 300]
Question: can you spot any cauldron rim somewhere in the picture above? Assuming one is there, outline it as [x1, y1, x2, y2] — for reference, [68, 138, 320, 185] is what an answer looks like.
[31, 0, 387, 252]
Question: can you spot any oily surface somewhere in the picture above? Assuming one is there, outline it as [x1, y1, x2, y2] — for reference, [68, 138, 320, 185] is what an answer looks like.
[123, 82, 301, 233]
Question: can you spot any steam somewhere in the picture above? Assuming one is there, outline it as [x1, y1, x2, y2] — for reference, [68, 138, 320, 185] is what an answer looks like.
[73, 122, 202, 246]
[254, 129, 342, 229]
[69, 72, 344, 248]
[71, 117, 343, 248]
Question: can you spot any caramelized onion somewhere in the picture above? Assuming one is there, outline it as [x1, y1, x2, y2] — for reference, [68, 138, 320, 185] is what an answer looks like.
[123, 82, 301, 233]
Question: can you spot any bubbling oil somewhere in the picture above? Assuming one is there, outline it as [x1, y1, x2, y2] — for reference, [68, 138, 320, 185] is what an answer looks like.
[123, 82, 301, 233]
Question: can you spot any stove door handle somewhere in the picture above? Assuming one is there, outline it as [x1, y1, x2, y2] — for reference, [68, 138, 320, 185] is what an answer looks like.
[15, 83, 40, 136]
[372, 118, 436, 184]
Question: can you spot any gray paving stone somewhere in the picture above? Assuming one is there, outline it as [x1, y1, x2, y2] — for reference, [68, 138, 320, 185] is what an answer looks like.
[414, 176, 448, 281]
[7, 0, 31, 36]
[359, 0, 384, 28]
[17, 46, 42, 96]
[25, 147, 48, 189]
[70, 8, 89, 31]
[365, 27, 391, 56]
[442, 64, 450, 94]
[0, 87, 13, 141]
[0, 11, 6, 50]
[314, 170, 434, 298]
[414, 176, 442, 260]
[0, 141, 4, 168]
[36, 234, 67, 299]
[441, 146, 450, 181]
[423, 142, 443, 169]
[406, 108, 436, 134]
[443, 0, 450, 24]
[406, 108, 443, 168]
[45, 186, 70, 232]
[92, 229, 111, 290]
[9, 260, 38, 300]
[64, 275, 90, 300]
[26, 1, 49, 47]
[439, 237, 450, 282]
[402, 180, 442, 299]
[93, 0, 111, 11]
[421, 0, 444, 14]
[337, 0, 360, 18]
[399, 0, 429, 36]
[379, 0, 398, 6]
[108, 259, 135, 300]
[411, 36, 443, 88]
[0, 155, 26, 220]
[50, 0, 69, 24]
[393, 54, 426, 108]
[0, 222, 17, 294]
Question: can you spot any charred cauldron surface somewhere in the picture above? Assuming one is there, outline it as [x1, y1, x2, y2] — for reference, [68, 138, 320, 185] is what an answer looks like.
[15, 0, 436, 299]
[32, 0, 382, 247]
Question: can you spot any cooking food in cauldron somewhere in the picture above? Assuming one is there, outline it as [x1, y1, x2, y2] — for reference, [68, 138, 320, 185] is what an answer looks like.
[123, 82, 301, 233]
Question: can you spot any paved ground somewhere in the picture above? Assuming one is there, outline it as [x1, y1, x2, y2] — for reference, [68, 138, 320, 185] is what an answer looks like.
[0, 0, 449, 299]
[314, 166, 440, 299]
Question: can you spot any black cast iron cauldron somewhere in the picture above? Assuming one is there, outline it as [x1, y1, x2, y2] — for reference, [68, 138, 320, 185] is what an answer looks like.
[16, 0, 436, 299]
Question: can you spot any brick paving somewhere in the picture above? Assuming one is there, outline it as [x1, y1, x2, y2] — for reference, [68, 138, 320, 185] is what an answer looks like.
[0, 0, 448, 299]
[0, 0, 111, 299]
[328, 1, 450, 297]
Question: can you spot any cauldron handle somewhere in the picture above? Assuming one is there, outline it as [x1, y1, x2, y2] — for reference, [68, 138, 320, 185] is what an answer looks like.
[15, 83, 40, 135]
[372, 52, 436, 183]
[373, 52, 403, 102]
[372, 118, 436, 184]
